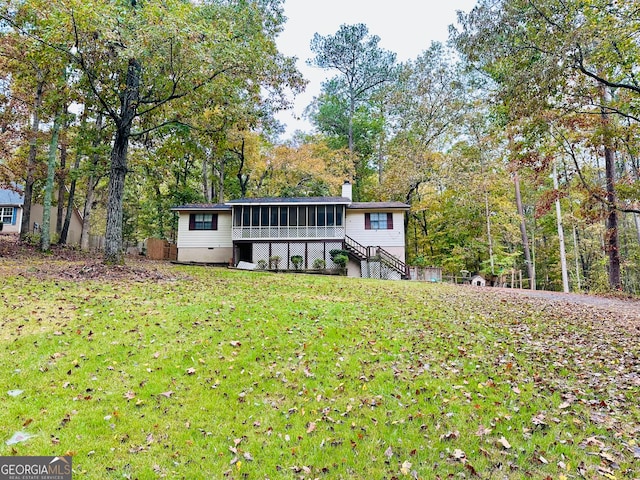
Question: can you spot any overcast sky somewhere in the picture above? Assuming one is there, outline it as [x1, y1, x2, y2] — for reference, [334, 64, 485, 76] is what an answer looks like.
[274, 0, 478, 138]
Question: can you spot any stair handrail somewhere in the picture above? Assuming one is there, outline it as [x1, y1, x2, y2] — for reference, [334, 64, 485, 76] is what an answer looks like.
[376, 247, 409, 278]
[344, 235, 368, 260]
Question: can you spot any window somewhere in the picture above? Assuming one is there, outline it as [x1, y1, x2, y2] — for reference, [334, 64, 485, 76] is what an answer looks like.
[365, 212, 393, 230]
[316, 206, 326, 226]
[280, 207, 288, 226]
[0, 207, 14, 224]
[189, 213, 218, 230]
[298, 207, 306, 226]
[289, 207, 297, 226]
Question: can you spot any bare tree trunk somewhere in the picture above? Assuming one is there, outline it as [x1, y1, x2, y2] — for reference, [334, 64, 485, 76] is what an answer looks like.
[600, 86, 621, 289]
[55, 114, 68, 235]
[104, 58, 140, 264]
[80, 113, 103, 251]
[217, 157, 225, 203]
[104, 126, 131, 263]
[59, 143, 80, 245]
[514, 171, 535, 289]
[553, 161, 569, 292]
[20, 80, 44, 240]
[604, 143, 621, 289]
[41, 113, 62, 251]
[202, 156, 211, 203]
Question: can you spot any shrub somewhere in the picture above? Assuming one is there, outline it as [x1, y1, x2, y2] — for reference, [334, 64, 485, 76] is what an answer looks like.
[332, 253, 348, 269]
[290, 255, 303, 270]
[256, 260, 267, 270]
[269, 255, 281, 269]
[312, 258, 326, 270]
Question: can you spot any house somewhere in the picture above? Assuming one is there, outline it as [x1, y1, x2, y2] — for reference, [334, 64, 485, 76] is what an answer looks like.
[171, 182, 411, 280]
[0, 186, 83, 245]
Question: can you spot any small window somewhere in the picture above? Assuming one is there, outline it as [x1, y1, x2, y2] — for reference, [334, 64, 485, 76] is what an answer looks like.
[189, 213, 218, 230]
[0, 207, 13, 224]
[280, 207, 288, 227]
[365, 212, 393, 230]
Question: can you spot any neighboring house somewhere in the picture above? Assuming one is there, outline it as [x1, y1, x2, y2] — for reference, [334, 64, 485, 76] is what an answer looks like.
[0, 187, 23, 235]
[171, 182, 411, 280]
[0, 186, 83, 245]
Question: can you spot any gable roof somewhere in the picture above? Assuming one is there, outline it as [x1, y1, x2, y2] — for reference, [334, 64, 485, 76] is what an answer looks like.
[0, 187, 24, 206]
[171, 198, 411, 211]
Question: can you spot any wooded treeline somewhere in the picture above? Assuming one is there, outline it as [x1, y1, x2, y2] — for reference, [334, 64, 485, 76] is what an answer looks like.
[1, 0, 639, 293]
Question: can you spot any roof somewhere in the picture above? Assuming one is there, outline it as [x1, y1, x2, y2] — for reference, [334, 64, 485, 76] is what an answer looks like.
[171, 203, 232, 212]
[0, 187, 24, 206]
[347, 202, 410, 211]
[226, 196, 352, 205]
[172, 198, 411, 211]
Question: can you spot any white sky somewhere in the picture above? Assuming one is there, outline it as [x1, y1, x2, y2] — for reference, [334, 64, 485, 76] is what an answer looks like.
[274, 0, 478, 138]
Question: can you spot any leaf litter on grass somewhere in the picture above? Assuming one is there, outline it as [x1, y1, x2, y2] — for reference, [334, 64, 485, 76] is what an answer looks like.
[0, 246, 638, 478]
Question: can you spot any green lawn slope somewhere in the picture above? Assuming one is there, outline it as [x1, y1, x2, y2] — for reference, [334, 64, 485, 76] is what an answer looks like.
[0, 256, 638, 479]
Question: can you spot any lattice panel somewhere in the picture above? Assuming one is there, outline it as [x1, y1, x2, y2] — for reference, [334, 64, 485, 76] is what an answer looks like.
[306, 242, 326, 269]
[270, 243, 288, 269]
[252, 243, 270, 267]
[324, 241, 343, 269]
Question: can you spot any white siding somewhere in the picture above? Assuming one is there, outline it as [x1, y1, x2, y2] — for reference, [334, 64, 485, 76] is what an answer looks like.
[177, 247, 233, 264]
[176, 212, 233, 248]
[345, 211, 405, 253]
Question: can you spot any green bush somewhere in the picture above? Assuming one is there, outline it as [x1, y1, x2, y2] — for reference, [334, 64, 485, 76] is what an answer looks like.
[332, 253, 348, 269]
[290, 255, 303, 270]
[312, 258, 326, 270]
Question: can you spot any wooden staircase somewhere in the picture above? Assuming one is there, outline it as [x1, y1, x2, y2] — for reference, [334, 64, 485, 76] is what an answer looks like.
[344, 236, 410, 280]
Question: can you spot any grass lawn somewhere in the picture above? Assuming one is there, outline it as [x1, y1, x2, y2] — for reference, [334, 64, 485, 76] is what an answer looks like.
[0, 253, 638, 479]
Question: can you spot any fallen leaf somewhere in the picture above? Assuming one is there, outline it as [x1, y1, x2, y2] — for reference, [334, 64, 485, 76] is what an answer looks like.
[400, 460, 412, 475]
[452, 449, 466, 461]
[384, 446, 393, 459]
[186, 367, 196, 375]
[306, 422, 316, 434]
[498, 436, 511, 449]
[124, 391, 135, 400]
[159, 391, 174, 398]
